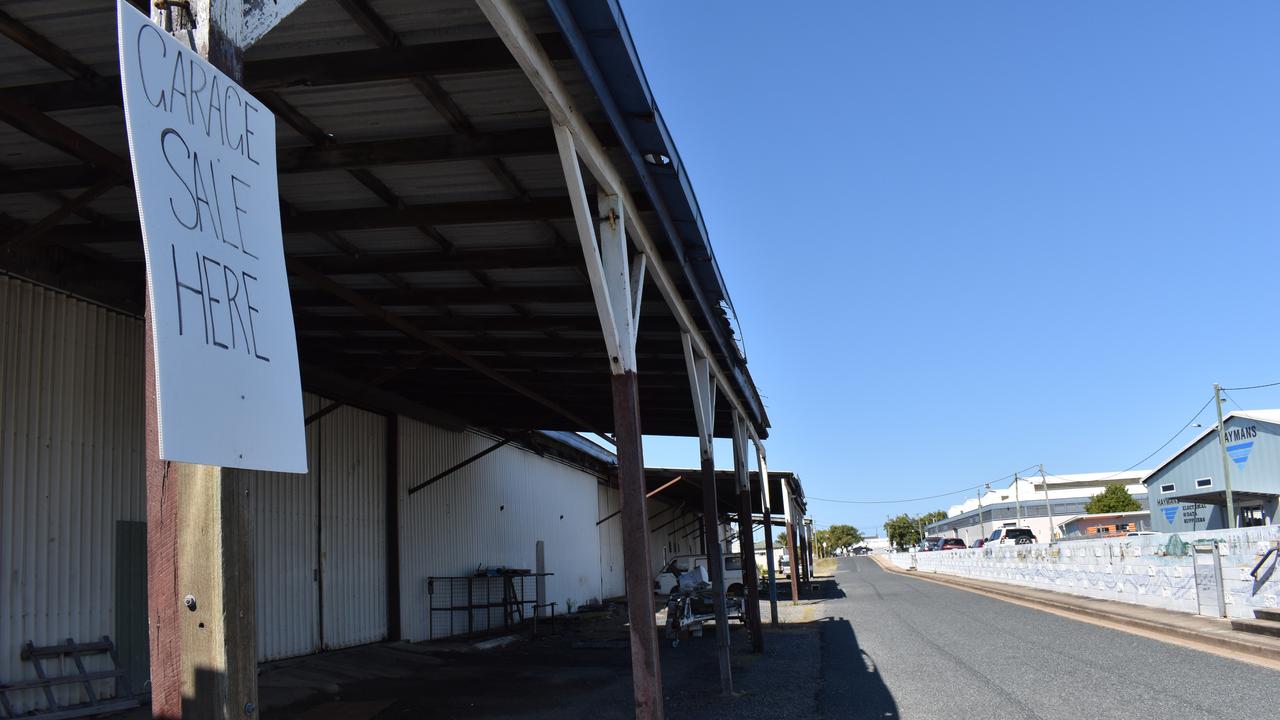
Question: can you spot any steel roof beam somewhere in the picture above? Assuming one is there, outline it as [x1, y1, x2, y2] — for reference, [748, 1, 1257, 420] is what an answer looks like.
[245, 33, 572, 90]
[0, 8, 100, 83]
[4, 33, 572, 114]
[288, 259, 602, 432]
[289, 285, 591, 307]
[39, 194, 602, 244]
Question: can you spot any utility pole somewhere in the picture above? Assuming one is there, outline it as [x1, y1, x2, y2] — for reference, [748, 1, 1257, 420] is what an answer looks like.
[1040, 465, 1054, 542]
[1014, 472, 1023, 526]
[1214, 383, 1236, 529]
[976, 489, 983, 544]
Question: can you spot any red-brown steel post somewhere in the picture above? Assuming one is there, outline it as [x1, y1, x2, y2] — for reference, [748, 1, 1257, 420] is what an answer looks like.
[699, 456, 734, 693]
[758, 452, 779, 625]
[611, 372, 664, 719]
[731, 420, 762, 652]
[787, 517, 801, 603]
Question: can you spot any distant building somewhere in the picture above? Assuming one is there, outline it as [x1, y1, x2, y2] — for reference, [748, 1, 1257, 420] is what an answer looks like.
[1143, 410, 1280, 532]
[925, 471, 1150, 544]
[1057, 511, 1152, 539]
[863, 535, 891, 552]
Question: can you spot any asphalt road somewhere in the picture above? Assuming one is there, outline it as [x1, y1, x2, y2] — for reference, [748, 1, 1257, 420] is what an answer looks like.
[819, 556, 1280, 719]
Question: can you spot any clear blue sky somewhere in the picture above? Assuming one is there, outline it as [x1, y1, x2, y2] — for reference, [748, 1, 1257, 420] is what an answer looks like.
[627, 1, 1280, 536]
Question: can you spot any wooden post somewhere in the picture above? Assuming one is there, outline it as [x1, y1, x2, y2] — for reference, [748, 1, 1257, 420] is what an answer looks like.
[144, 3, 256, 718]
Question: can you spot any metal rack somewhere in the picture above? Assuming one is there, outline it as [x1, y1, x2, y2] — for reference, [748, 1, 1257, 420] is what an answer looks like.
[426, 569, 555, 640]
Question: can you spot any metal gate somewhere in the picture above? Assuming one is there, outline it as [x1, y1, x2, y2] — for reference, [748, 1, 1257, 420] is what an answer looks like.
[1193, 541, 1226, 618]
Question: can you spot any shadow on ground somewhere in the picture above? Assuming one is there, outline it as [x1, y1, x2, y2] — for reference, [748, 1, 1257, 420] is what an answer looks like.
[763, 577, 846, 600]
[816, 616, 899, 719]
[260, 575, 897, 719]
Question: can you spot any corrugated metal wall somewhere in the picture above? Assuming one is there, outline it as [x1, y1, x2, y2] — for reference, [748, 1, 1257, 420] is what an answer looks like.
[597, 485, 625, 599]
[4, 275, 678, 703]
[596, 485, 702, 601]
[398, 419, 605, 640]
[0, 275, 392, 692]
[247, 394, 388, 658]
[244, 393, 322, 661]
[1, 277, 146, 714]
[318, 405, 387, 649]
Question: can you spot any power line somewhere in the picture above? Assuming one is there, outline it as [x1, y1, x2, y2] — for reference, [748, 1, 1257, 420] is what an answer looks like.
[1223, 391, 1244, 413]
[1045, 394, 1215, 484]
[808, 464, 1041, 506]
[1222, 380, 1280, 391]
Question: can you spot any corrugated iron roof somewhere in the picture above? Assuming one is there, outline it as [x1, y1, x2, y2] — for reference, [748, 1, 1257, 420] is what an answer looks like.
[0, 0, 771, 440]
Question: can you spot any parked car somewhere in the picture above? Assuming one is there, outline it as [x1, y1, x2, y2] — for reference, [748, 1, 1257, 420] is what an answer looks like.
[654, 554, 745, 596]
[987, 527, 1037, 545]
[851, 546, 872, 556]
[939, 538, 966, 550]
[920, 536, 943, 552]
[972, 538, 986, 548]
[1126, 531, 1158, 537]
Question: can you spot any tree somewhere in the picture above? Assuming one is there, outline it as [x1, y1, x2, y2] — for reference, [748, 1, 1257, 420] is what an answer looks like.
[814, 529, 832, 557]
[776, 531, 788, 548]
[826, 524, 863, 554]
[884, 514, 920, 550]
[1085, 484, 1141, 514]
[919, 510, 948, 526]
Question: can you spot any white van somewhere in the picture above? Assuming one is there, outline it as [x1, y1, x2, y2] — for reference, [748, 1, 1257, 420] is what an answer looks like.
[987, 527, 1037, 545]
[654, 554, 745, 596]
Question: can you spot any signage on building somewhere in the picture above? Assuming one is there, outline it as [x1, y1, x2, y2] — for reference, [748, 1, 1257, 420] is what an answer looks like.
[117, 1, 307, 473]
[1225, 425, 1258, 472]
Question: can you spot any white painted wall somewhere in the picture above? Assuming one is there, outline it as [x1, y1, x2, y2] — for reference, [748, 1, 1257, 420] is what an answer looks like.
[892, 526, 1280, 619]
[397, 418, 606, 640]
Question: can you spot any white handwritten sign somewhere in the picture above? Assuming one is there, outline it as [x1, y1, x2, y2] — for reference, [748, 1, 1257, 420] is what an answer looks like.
[117, 0, 306, 473]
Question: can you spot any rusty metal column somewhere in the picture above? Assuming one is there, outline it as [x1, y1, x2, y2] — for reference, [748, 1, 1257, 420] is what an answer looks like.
[684, 333, 733, 694]
[756, 445, 779, 625]
[732, 415, 763, 652]
[699, 457, 734, 692]
[783, 480, 800, 603]
[555, 126, 662, 718]
[612, 373, 664, 718]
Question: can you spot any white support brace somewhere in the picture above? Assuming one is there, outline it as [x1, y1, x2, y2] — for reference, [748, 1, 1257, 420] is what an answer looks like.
[553, 123, 643, 374]
[756, 442, 770, 510]
[629, 252, 646, 346]
[731, 412, 750, 492]
[598, 191, 637, 371]
[477, 0, 764, 442]
[682, 332, 716, 460]
[241, 0, 311, 48]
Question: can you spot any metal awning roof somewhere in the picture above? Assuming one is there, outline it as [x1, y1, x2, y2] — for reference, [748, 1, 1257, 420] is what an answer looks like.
[0, 0, 769, 440]
[1170, 490, 1278, 506]
[642, 467, 804, 517]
